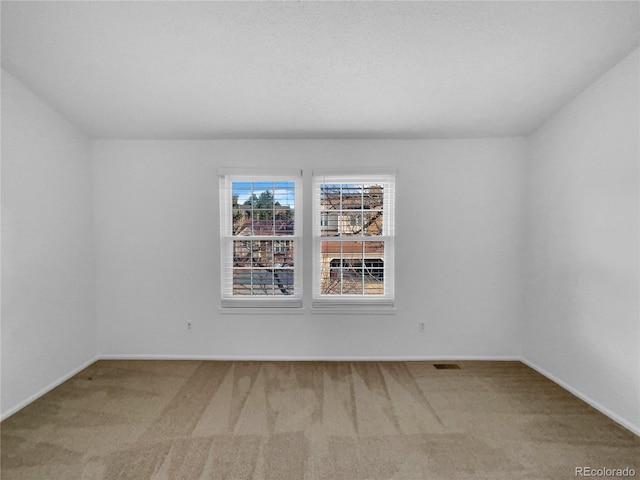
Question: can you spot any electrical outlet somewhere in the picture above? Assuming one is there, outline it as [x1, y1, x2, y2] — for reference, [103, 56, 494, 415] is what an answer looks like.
[186, 322, 193, 331]
[419, 321, 425, 332]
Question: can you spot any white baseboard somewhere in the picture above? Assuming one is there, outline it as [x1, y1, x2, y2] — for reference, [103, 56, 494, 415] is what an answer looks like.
[98, 354, 522, 362]
[1, 356, 98, 421]
[520, 358, 640, 437]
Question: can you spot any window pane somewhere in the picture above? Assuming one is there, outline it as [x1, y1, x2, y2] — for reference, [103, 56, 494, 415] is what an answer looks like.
[340, 184, 363, 210]
[320, 212, 339, 236]
[232, 181, 295, 237]
[274, 218, 294, 236]
[272, 269, 294, 294]
[233, 183, 253, 206]
[319, 183, 385, 237]
[318, 184, 384, 210]
[362, 211, 383, 236]
[363, 255, 384, 295]
[233, 240, 252, 267]
[252, 181, 273, 191]
[313, 173, 393, 304]
[339, 212, 362, 235]
[320, 240, 384, 296]
[274, 183, 295, 209]
[320, 241, 342, 294]
[363, 185, 384, 209]
[251, 210, 274, 236]
[232, 240, 295, 296]
[320, 184, 341, 210]
[233, 207, 249, 236]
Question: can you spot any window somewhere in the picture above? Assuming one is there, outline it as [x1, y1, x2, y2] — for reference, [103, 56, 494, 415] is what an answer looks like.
[219, 169, 302, 308]
[313, 170, 395, 309]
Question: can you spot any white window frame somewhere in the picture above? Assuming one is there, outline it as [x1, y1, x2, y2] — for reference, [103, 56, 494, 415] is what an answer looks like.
[219, 168, 303, 308]
[312, 169, 396, 311]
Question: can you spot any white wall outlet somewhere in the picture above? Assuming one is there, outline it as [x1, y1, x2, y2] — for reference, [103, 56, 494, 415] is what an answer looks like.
[186, 321, 193, 331]
[419, 321, 425, 332]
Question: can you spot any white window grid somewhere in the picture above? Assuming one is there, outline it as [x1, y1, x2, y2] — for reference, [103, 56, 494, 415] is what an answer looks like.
[312, 170, 396, 308]
[219, 169, 303, 308]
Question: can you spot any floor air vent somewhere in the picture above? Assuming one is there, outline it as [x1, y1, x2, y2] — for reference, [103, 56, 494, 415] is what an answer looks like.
[433, 363, 460, 370]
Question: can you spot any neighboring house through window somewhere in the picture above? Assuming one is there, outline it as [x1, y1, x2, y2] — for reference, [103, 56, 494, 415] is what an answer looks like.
[219, 169, 302, 308]
[219, 168, 394, 311]
[313, 170, 396, 309]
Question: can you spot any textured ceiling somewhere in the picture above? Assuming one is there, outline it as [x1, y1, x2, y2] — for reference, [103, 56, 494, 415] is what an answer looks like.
[2, 1, 639, 139]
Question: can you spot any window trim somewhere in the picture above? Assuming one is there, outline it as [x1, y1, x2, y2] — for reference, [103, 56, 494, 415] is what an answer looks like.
[312, 169, 396, 310]
[219, 168, 303, 308]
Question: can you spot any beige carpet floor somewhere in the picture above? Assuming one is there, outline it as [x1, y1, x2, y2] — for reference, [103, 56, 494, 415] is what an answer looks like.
[1, 360, 638, 479]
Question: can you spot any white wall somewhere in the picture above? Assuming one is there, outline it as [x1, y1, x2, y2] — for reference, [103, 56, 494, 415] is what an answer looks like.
[523, 49, 639, 433]
[3, 47, 638, 436]
[1, 70, 96, 419]
[92, 139, 526, 360]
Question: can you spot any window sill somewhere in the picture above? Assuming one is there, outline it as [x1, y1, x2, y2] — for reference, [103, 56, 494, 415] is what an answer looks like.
[310, 304, 396, 315]
[219, 307, 305, 315]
